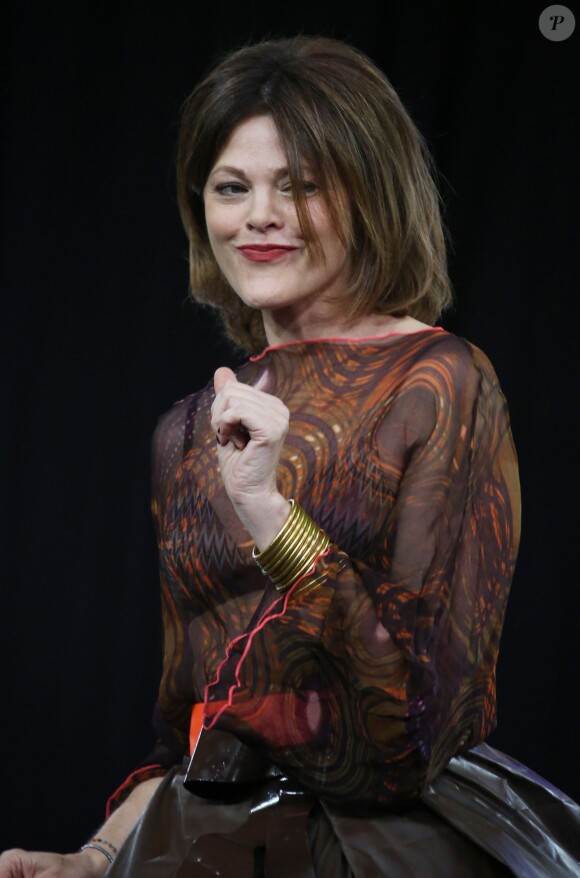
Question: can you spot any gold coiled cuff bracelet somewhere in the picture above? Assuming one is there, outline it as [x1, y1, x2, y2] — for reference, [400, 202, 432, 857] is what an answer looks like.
[252, 500, 330, 593]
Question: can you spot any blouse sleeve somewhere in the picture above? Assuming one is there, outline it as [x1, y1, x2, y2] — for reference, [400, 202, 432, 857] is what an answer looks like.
[201, 341, 521, 808]
[106, 394, 195, 816]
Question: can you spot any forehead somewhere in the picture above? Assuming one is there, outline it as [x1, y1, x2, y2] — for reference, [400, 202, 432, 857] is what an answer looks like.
[209, 115, 300, 175]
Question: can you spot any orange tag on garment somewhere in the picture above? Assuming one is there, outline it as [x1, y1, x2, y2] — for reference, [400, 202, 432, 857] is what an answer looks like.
[189, 702, 204, 756]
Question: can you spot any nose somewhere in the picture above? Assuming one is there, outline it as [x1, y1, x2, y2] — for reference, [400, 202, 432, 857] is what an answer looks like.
[245, 187, 283, 232]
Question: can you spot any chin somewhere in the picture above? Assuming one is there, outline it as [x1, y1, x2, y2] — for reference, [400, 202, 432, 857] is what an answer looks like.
[235, 286, 297, 312]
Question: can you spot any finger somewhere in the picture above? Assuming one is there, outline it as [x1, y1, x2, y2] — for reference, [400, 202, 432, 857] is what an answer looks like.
[213, 372, 271, 420]
[216, 410, 252, 449]
[211, 385, 259, 431]
[211, 377, 289, 446]
[212, 374, 277, 424]
[211, 367, 240, 426]
[214, 366, 237, 395]
[214, 401, 289, 448]
[217, 422, 250, 450]
[223, 428, 250, 451]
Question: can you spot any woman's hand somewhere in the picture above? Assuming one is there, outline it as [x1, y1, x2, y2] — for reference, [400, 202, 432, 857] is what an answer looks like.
[0, 776, 164, 878]
[0, 849, 104, 878]
[211, 367, 291, 549]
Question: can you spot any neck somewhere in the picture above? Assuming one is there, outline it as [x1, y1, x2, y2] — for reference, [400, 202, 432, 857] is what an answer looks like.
[262, 309, 428, 346]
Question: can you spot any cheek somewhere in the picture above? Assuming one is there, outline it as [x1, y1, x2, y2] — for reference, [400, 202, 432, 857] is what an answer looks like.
[204, 203, 236, 244]
[314, 225, 349, 271]
[308, 208, 345, 257]
[204, 222, 231, 274]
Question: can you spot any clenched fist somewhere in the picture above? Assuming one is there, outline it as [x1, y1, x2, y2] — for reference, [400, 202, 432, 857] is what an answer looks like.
[211, 366, 291, 550]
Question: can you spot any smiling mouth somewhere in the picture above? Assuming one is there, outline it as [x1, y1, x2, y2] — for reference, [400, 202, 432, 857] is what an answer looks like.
[237, 245, 299, 263]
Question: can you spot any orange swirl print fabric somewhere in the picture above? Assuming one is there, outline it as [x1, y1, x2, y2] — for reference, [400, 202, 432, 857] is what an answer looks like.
[110, 329, 521, 812]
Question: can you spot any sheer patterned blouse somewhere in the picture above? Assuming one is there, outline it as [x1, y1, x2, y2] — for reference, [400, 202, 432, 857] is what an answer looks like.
[108, 329, 521, 814]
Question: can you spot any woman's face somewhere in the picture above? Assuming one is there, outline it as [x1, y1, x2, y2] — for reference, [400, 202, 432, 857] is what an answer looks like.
[203, 115, 351, 324]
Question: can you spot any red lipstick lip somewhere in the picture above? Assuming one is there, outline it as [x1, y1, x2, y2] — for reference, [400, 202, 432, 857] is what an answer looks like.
[237, 245, 298, 251]
[237, 244, 299, 263]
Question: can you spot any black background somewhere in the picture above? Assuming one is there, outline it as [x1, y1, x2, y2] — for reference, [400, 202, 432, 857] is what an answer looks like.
[1, 0, 579, 853]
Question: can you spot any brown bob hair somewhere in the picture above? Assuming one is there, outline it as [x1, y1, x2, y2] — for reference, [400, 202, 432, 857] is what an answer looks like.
[177, 36, 453, 355]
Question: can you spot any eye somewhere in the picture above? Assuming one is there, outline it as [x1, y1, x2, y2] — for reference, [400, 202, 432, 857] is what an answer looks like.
[214, 182, 247, 196]
[280, 180, 318, 196]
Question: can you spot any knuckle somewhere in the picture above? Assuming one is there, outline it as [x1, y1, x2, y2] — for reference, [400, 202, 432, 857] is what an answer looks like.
[223, 406, 240, 423]
[1, 848, 23, 859]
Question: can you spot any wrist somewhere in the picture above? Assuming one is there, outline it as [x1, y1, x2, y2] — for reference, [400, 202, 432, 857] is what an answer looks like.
[75, 848, 110, 877]
[235, 492, 291, 551]
[253, 499, 330, 593]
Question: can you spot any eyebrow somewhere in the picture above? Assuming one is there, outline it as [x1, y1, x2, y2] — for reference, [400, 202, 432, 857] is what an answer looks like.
[208, 164, 312, 180]
[208, 165, 285, 178]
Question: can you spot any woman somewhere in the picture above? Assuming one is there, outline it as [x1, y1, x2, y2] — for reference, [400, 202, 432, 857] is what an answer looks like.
[2, 36, 579, 878]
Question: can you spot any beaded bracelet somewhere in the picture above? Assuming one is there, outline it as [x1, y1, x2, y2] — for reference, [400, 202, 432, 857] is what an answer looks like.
[79, 835, 118, 865]
[252, 500, 330, 593]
